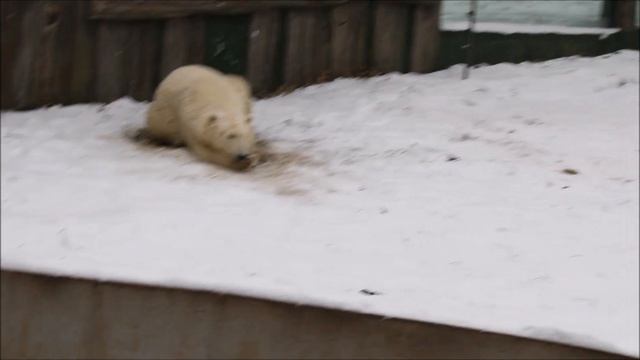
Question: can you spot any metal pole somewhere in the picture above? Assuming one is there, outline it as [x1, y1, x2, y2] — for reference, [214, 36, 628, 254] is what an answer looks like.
[462, 0, 477, 80]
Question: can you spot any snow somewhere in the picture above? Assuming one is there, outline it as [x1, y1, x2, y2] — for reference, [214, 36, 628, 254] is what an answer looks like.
[441, 0, 639, 35]
[441, 0, 606, 28]
[441, 21, 620, 37]
[2, 51, 639, 357]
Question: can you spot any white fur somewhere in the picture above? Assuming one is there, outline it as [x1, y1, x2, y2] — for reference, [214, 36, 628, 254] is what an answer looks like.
[146, 65, 256, 170]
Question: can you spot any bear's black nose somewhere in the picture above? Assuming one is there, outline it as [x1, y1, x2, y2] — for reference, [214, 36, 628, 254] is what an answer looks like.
[235, 154, 249, 162]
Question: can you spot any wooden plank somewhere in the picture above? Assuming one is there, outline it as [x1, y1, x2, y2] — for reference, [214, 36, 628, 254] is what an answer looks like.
[330, 1, 370, 77]
[283, 9, 331, 87]
[33, 1, 61, 106]
[91, 0, 346, 19]
[203, 15, 250, 75]
[604, 0, 638, 29]
[69, 0, 97, 104]
[1, 1, 30, 109]
[12, 0, 78, 107]
[95, 21, 129, 103]
[187, 16, 206, 65]
[50, 1, 77, 106]
[612, 0, 637, 30]
[409, 1, 441, 73]
[12, 1, 45, 109]
[247, 10, 282, 96]
[159, 16, 206, 81]
[160, 18, 190, 79]
[371, 1, 411, 73]
[127, 21, 163, 101]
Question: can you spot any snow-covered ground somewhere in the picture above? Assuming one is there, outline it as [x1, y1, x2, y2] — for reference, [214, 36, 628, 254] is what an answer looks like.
[2, 51, 639, 356]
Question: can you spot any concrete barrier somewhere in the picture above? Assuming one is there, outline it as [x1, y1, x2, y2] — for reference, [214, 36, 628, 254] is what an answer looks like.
[1, 270, 630, 359]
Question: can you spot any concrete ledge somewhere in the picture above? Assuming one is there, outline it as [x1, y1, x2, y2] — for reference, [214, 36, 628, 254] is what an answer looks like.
[436, 29, 639, 71]
[1, 270, 630, 359]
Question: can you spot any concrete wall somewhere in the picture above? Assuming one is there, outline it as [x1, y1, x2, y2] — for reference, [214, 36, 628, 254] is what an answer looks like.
[436, 29, 640, 71]
[1, 270, 630, 359]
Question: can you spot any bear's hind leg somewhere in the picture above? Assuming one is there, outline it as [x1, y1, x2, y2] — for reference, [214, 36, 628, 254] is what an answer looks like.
[146, 100, 184, 147]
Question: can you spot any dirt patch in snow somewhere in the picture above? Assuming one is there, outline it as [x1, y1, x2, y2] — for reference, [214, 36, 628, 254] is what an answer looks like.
[252, 138, 329, 197]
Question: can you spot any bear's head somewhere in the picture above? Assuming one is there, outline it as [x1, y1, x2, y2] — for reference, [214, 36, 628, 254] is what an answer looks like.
[195, 108, 257, 171]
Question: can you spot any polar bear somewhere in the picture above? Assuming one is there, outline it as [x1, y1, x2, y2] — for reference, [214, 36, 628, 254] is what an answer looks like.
[145, 65, 257, 171]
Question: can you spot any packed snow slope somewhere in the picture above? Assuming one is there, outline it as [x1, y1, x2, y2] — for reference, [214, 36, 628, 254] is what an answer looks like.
[2, 51, 639, 356]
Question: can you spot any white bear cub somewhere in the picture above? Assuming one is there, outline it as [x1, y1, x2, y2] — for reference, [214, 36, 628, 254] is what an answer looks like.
[146, 65, 257, 171]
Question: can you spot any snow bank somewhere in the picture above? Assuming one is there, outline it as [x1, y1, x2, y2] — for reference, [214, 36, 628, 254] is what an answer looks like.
[2, 51, 638, 356]
[442, 21, 621, 37]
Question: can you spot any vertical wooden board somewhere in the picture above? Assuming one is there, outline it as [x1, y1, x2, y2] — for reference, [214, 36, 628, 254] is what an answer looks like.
[283, 10, 303, 86]
[330, 1, 370, 77]
[50, 0, 78, 106]
[187, 16, 206, 65]
[12, 0, 78, 108]
[95, 21, 129, 103]
[613, 0, 637, 30]
[1, 1, 30, 109]
[160, 17, 190, 79]
[283, 9, 330, 87]
[34, 1, 61, 106]
[28, 2, 56, 107]
[204, 15, 250, 76]
[127, 21, 162, 101]
[371, 1, 411, 73]
[12, 1, 44, 109]
[409, 1, 441, 73]
[9, 0, 76, 108]
[159, 16, 207, 80]
[69, 0, 96, 104]
[247, 10, 282, 96]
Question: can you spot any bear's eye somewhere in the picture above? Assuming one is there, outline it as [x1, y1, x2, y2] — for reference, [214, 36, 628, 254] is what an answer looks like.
[227, 133, 238, 140]
[246, 116, 252, 124]
[207, 115, 217, 125]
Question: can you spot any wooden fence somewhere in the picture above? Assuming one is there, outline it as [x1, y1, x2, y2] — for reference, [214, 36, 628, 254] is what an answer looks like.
[0, 0, 441, 110]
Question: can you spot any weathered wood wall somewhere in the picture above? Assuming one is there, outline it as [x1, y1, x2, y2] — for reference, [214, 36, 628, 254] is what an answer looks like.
[1, 270, 630, 359]
[4, 0, 636, 111]
[602, 0, 638, 30]
[0, 0, 441, 110]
